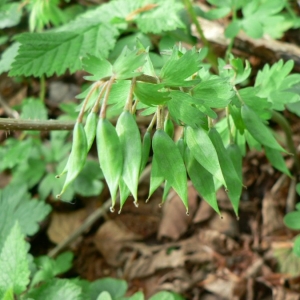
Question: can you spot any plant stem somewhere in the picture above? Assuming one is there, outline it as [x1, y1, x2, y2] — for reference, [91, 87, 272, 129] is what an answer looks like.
[225, 8, 237, 61]
[125, 77, 136, 112]
[100, 76, 116, 119]
[271, 110, 300, 174]
[182, 0, 218, 70]
[39, 75, 46, 102]
[147, 112, 157, 132]
[92, 82, 108, 114]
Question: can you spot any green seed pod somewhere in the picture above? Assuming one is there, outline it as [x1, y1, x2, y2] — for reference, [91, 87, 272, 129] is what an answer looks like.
[162, 180, 172, 205]
[118, 178, 131, 213]
[208, 128, 242, 216]
[147, 156, 164, 201]
[116, 111, 142, 204]
[164, 118, 174, 138]
[226, 143, 243, 184]
[56, 122, 87, 198]
[140, 131, 151, 174]
[97, 118, 123, 211]
[84, 111, 97, 152]
[176, 137, 185, 159]
[152, 129, 188, 212]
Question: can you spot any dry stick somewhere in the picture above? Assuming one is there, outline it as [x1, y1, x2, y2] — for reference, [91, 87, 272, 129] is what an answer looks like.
[48, 164, 152, 258]
[0, 116, 153, 131]
[0, 95, 19, 119]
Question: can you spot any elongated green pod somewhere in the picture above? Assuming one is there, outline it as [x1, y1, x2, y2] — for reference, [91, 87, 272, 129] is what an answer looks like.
[140, 131, 151, 174]
[176, 138, 185, 159]
[185, 126, 226, 187]
[116, 111, 142, 204]
[226, 143, 243, 184]
[208, 128, 242, 216]
[97, 118, 123, 211]
[147, 156, 164, 201]
[241, 105, 287, 153]
[84, 111, 98, 152]
[265, 146, 292, 177]
[185, 147, 220, 215]
[118, 178, 131, 213]
[56, 122, 87, 198]
[162, 180, 172, 205]
[164, 118, 174, 138]
[152, 129, 188, 212]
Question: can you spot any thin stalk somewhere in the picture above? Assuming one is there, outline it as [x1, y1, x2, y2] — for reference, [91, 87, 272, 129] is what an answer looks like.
[39, 75, 46, 102]
[226, 106, 233, 144]
[100, 76, 116, 119]
[77, 81, 103, 123]
[208, 116, 213, 129]
[125, 77, 136, 112]
[225, 8, 237, 61]
[156, 106, 163, 130]
[182, 0, 218, 70]
[271, 110, 300, 174]
[147, 112, 157, 132]
[233, 86, 244, 105]
[92, 82, 108, 114]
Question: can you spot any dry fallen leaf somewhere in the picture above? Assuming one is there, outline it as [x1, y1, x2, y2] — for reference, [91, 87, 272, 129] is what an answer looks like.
[158, 185, 198, 240]
[47, 209, 87, 248]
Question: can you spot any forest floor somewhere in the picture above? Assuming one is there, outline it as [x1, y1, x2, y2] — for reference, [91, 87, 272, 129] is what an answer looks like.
[1, 3, 300, 300]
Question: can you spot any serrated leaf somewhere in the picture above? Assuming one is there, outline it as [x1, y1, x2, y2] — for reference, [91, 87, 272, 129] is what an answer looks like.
[26, 278, 81, 300]
[135, 0, 185, 34]
[20, 98, 48, 120]
[152, 130, 188, 211]
[0, 223, 30, 295]
[168, 91, 206, 127]
[192, 78, 234, 108]
[82, 55, 113, 81]
[0, 184, 51, 249]
[113, 47, 146, 79]
[185, 126, 225, 186]
[160, 47, 201, 86]
[264, 146, 291, 177]
[31, 252, 73, 287]
[185, 148, 220, 214]
[116, 111, 142, 202]
[241, 105, 287, 153]
[0, 42, 19, 75]
[134, 82, 170, 106]
[10, 22, 119, 77]
[209, 128, 242, 216]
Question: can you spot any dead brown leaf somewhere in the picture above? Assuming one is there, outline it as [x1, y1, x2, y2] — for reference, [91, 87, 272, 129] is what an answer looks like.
[158, 185, 198, 240]
[47, 209, 87, 248]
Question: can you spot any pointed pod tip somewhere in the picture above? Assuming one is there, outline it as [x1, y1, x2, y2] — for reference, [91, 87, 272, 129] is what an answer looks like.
[133, 201, 139, 208]
[118, 209, 122, 214]
[145, 198, 150, 203]
[56, 194, 61, 199]
[55, 175, 60, 179]
[220, 214, 224, 220]
[158, 203, 163, 208]
[186, 210, 190, 216]
[236, 215, 240, 221]
[110, 206, 115, 213]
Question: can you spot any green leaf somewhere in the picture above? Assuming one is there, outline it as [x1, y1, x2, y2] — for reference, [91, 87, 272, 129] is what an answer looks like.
[264, 146, 291, 177]
[1, 288, 13, 300]
[149, 291, 184, 300]
[82, 55, 113, 81]
[185, 148, 220, 214]
[97, 119, 123, 210]
[208, 128, 242, 216]
[225, 20, 241, 38]
[284, 211, 300, 230]
[0, 3, 22, 28]
[140, 131, 151, 174]
[241, 105, 287, 153]
[148, 157, 164, 200]
[168, 91, 206, 127]
[89, 278, 127, 300]
[31, 252, 73, 287]
[160, 47, 202, 86]
[296, 183, 300, 196]
[134, 82, 170, 106]
[185, 126, 225, 186]
[127, 291, 144, 300]
[118, 178, 131, 212]
[113, 47, 146, 79]
[0, 223, 30, 295]
[0, 184, 51, 249]
[10, 22, 119, 77]
[152, 130, 188, 211]
[0, 42, 19, 75]
[134, 0, 185, 34]
[226, 143, 243, 184]
[20, 98, 48, 120]
[97, 292, 112, 300]
[116, 111, 142, 202]
[192, 78, 234, 108]
[293, 235, 300, 257]
[26, 278, 82, 300]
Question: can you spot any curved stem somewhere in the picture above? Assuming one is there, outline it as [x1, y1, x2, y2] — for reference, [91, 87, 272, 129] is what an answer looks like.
[271, 110, 300, 174]
[100, 75, 116, 119]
